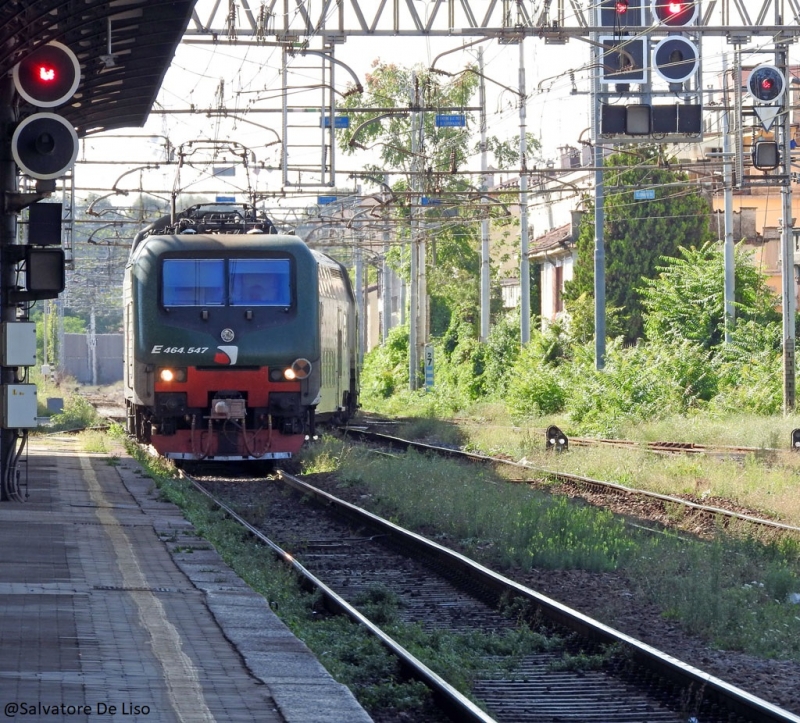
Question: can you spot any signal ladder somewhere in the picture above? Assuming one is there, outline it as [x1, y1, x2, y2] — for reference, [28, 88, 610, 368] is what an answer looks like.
[281, 46, 339, 188]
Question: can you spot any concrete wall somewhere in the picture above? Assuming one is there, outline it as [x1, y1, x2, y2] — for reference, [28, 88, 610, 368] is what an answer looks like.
[62, 333, 123, 385]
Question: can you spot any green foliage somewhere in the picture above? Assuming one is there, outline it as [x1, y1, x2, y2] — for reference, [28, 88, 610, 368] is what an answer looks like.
[360, 326, 410, 399]
[338, 61, 478, 176]
[563, 292, 626, 345]
[480, 310, 523, 399]
[32, 306, 86, 366]
[564, 148, 714, 341]
[336, 60, 538, 352]
[709, 320, 782, 415]
[505, 325, 570, 419]
[475, 132, 542, 169]
[358, 164, 783, 433]
[565, 338, 715, 434]
[641, 242, 780, 348]
[47, 393, 100, 431]
[436, 312, 487, 401]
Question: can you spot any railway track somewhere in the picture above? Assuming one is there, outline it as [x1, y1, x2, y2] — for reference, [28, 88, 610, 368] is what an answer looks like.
[184, 467, 800, 723]
[567, 436, 771, 457]
[343, 427, 800, 539]
[443, 418, 789, 458]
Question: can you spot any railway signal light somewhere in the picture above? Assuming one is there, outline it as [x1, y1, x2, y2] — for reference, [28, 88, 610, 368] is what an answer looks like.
[11, 113, 79, 181]
[546, 425, 569, 453]
[652, 0, 698, 26]
[747, 64, 786, 104]
[12, 41, 81, 108]
[11, 42, 81, 180]
[652, 36, 699, 84]
[791, 429, 800, 450]
[28, 202, 63, 247]
[25, 248, 65, 298]
[752, 140, 780, 170]
[600, 38, 647, 84]
[599, 0, 642, 27]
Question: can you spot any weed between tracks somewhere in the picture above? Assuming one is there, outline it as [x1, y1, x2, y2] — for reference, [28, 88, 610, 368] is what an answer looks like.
[298, 434, 800, 662]
[127, 441, 569, 720]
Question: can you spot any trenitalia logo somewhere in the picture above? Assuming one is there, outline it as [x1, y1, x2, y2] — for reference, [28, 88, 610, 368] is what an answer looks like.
[214, 345, 239, 364]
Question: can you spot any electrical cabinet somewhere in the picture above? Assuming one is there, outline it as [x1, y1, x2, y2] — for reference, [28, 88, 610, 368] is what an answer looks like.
[1, 323, 36, 366]
[1, 385, 38, 428]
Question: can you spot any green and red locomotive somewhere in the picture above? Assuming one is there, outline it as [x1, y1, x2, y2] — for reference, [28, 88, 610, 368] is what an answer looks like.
[123, 204, 358, 461]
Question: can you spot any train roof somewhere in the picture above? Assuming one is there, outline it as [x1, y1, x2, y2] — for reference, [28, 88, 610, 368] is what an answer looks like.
[131, 203, 279, 252]
[128, 232, 314, 263]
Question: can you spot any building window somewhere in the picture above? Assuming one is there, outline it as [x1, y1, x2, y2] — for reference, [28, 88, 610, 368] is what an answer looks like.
[554, 264, 563, 313]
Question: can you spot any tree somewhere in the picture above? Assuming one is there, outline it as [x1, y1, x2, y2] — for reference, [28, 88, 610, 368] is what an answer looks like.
[337, 61, 540, 340]
[563, 146, 714, 341]
[640, 241, 780, 349]
[474, 133, 541, 170]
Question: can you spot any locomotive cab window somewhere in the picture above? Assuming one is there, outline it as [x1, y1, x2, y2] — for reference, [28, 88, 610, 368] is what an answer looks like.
[161, 257, 292, 309]
[162, 259, 225, 306]
[229, 259, 291, 306]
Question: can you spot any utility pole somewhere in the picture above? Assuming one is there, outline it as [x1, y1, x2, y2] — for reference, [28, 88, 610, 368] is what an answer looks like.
[354, 227, 364, 367]
[0, 76, 17, 500]
[89, 308, 97, 386]
[409, 73, 419, 390]
[722, 53, 735, 344]
[381, 175, 392, 342]
[518, 38, 530, 345]
[778, 45, 796, 412]
[591, 20, 606, 369]
[479, 48, 490, 342]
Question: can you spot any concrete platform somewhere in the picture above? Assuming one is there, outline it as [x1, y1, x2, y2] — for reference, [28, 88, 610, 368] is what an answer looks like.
[0, 435, 373, 723]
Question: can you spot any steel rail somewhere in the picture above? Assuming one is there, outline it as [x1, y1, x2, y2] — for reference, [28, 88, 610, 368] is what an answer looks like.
[567, 436, 771, 456]
[275, 468, 800, 723]
[181, 472, 495, 723]
[344, 428, 800, 537]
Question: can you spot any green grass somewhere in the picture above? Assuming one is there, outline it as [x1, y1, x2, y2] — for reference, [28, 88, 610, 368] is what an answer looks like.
[123, 444, 427, 714]
[392, 409, 800, 527]
[40, 393, 100, 432]
[125, 440, 539, 719]
[298, 435, 800, 662]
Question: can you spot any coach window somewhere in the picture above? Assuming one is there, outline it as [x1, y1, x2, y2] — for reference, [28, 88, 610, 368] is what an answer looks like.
[162, 259, 225, 306]
[229, 259, 291, 306]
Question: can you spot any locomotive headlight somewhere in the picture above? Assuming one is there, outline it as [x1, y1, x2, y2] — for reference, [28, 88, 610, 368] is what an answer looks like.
[158, 367, 187, 383]
[283, 368, 297, 380]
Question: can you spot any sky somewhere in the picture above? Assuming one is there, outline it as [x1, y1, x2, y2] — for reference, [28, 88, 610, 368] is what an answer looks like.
[73, 0, 797, 223]
[76, 24, 593, 213]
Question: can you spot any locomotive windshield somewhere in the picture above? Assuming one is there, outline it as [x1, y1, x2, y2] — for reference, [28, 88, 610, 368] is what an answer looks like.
[229, 259, 291, 306]
[161, 258, 291, 307]
[162, 259, 225, 306]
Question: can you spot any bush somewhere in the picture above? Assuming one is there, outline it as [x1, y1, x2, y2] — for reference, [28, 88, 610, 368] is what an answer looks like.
[563, 338, 714, 434]
[480, 310, 523, 399]
[708, 320, 782, 415]
[47, 393, 99, 431]
[361, 326, 410, 399]
[505, 340, 568, 420]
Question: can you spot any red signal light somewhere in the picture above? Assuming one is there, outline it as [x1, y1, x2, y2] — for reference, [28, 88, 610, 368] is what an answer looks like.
[38, 65, 57, 83]
[615, 0, 630, 13]
[652, 0, 697, 25]
[747, 65, 785, 103]
[13, 42, 80, 108]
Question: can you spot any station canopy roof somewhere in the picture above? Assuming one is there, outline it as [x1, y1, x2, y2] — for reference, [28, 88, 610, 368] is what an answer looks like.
[1, 0, 196, 136]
